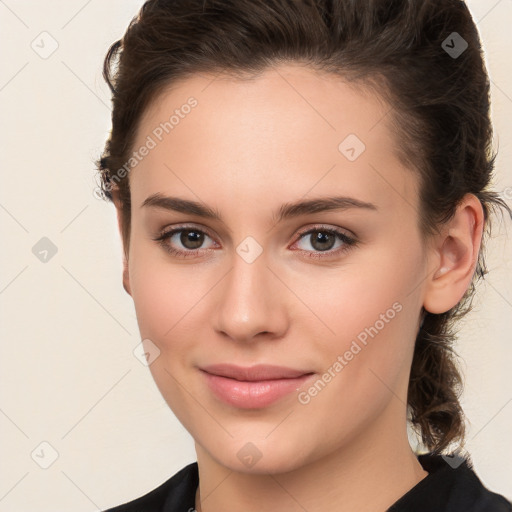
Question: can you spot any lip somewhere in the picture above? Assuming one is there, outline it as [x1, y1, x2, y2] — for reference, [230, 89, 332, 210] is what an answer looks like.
[199, 364, 315, 409]
[200, 363, 313, 381]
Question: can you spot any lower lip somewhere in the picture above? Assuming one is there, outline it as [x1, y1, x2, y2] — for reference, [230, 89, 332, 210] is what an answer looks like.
[201, 370, 315, 409]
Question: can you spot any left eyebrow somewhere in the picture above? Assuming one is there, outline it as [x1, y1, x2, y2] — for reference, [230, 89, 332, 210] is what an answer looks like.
[273, 195, 378, 223]
[140, 193, 378, 224]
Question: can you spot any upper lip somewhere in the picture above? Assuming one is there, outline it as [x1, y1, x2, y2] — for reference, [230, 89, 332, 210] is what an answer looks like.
[200, 363, 313, 381]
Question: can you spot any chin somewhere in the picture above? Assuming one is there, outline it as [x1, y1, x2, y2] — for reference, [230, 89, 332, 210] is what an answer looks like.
[200, 434, 314, 475]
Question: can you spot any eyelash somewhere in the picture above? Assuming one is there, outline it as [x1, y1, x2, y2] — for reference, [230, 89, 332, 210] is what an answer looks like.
[152, 224, 358, 260]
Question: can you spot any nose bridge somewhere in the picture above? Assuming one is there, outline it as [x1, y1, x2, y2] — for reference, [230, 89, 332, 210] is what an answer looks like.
[213, 243, 287, 341]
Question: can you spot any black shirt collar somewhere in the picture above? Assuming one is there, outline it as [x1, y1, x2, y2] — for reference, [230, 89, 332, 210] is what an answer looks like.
[104, 454, 512, 511]
[387, 453, 511, 511]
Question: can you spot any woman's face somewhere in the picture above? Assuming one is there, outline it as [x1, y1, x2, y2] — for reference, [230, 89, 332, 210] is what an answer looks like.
[122, 63, 431, 473]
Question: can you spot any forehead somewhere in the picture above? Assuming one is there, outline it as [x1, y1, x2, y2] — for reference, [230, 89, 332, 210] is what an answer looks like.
[129, 63, 418, 217]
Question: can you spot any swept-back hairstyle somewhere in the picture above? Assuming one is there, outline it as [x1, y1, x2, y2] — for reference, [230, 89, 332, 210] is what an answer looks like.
[96, 0, 511, 454]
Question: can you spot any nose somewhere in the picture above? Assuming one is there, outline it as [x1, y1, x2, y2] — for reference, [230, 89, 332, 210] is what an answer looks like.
[212, 249, 290, 344]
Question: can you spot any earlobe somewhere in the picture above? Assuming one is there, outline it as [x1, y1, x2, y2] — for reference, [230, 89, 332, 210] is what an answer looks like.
[423, 194, 484, 315]
[122, 258, 132, 296]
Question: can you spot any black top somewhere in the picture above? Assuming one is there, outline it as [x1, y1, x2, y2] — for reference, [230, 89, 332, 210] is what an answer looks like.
[103, 454, 512, 512]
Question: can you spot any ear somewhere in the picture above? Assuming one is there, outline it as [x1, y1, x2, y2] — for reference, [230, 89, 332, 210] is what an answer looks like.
[111, 186, 132, 297]
[423, 193, 484, 314]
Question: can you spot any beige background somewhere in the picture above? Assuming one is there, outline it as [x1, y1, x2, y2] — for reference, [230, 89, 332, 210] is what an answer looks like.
[0, 0, 511, 510]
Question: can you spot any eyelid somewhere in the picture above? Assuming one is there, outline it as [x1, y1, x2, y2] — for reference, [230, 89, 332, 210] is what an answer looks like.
[155, 222, 217, 241]
[156, 222, 356, 242]
[292, 223, 356, 242]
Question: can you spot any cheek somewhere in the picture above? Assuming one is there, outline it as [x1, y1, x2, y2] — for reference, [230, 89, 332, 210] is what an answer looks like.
[128, 235, 183, 341]
[127, 246, 204, 422]
[129, 259, 172, 340]
[127, 239, 221, 388]
[309, 243, 424, 391]
[130, 265, 209, 346]
[294, 285, 418, 442]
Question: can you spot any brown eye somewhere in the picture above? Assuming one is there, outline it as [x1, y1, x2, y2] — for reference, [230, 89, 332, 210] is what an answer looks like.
[308, 231, 337, 251]
[152, 225, 216, 258]
[293, 225, 358, 259]
[179, 229, 205, 250]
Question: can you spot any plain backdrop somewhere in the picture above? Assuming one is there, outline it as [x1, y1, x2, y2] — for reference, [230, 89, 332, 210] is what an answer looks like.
[0, 1, 511, 510]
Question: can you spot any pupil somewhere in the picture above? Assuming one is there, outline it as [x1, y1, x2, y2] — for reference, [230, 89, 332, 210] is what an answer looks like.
[181, 230, 203, 249]
[313, 231, 334, 251]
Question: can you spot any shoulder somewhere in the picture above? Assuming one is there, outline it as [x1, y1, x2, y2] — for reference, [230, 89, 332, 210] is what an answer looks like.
[388, 454, 512, 512]
[102, 461, 199, 512]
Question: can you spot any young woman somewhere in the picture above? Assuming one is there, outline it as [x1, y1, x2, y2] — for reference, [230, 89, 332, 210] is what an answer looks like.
[96, 0, 512, 510]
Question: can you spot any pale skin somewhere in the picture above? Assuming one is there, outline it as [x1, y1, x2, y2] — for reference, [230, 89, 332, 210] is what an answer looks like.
[112, 63, 484, 512]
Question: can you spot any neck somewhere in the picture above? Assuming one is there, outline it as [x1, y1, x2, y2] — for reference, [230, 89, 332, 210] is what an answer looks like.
[194, 401, 428, 512]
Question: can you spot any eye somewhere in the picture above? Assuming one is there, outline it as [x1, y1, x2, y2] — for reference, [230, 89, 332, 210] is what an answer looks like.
[291, 225, 358, 259]
[152, 225, 217, 259]
[153, 223, 358, 260]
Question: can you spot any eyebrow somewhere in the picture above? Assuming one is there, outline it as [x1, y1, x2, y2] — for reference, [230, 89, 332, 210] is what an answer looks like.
[141, 193, 378, 223]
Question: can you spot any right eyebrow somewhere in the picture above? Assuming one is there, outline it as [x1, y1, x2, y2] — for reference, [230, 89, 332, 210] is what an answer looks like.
[141, 193, 223, 220]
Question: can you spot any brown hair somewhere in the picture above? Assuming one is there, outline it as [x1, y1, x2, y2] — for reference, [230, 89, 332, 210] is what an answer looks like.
[96, 0, 511, 455]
